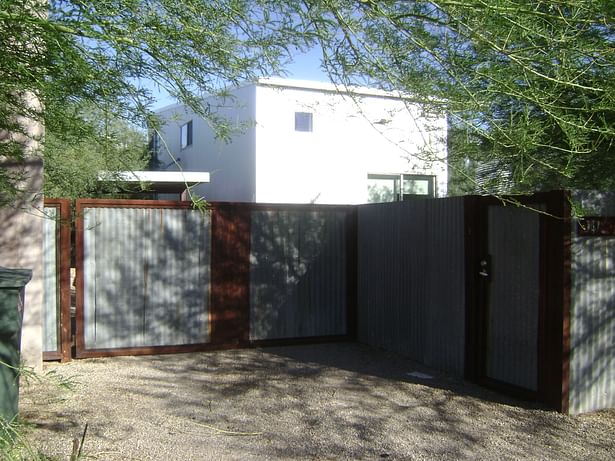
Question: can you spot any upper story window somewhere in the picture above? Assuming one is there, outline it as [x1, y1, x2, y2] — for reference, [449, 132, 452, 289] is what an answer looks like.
[149, 132, 160, 155]
[295, 112, 313, 132]
[180, 120, 193, 149]
[148, 132, 161, 169]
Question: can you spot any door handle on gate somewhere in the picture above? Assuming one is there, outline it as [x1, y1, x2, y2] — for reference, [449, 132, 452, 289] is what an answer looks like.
[479, 258, 489, 277]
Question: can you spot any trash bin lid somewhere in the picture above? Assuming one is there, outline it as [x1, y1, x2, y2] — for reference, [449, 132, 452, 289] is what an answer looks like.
[0, 267, 33, 288]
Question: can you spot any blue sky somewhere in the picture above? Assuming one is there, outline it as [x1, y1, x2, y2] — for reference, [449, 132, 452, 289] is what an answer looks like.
[151, 47, 328, 110]
[284, 46, 328, 81]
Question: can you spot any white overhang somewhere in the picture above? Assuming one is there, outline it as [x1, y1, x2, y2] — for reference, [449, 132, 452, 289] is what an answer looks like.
[98, 171, 210, 193]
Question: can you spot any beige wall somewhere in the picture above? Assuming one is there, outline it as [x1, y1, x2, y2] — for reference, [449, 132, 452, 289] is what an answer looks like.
[0, 96, 44, 370]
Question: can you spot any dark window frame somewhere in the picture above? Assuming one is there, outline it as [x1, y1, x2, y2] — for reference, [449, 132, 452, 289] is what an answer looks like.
[180, 120, 193, 149]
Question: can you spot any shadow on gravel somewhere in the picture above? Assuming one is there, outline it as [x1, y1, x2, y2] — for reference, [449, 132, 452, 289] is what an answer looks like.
[117, 343, 484, 459]
[23, 343, 615, 460]
[105, 342, 597, 459]
[266, 342, 544, 408]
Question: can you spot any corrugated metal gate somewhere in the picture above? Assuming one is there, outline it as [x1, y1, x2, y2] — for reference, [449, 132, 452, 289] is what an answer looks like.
[481, 203, 542, 394]
[72, 200, 354, 358]
[78, 204, 211, 354]
[469, 192, 570, 411]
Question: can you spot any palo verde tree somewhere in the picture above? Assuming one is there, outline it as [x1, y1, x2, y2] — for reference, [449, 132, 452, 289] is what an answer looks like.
[43, 104, 150, 199]
[0, 0, 308, 203]
[294, 0, 615, 193]
[2, 1, 614, 200]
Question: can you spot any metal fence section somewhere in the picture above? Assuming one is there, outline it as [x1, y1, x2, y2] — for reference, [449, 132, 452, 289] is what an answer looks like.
[42, 206, 59, 355]
[570, 233, 615, 414]
[59, 193, 615, 414]
[357, 198, 466, 376]
[249, 208, 348, 340]
[81, 205, 211, 351]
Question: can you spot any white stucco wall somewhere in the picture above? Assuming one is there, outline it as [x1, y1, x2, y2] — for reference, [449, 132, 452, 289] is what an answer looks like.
[155, 85, 257, 202]
[254, 82, 447, 204]
[155, 79, 447, 204]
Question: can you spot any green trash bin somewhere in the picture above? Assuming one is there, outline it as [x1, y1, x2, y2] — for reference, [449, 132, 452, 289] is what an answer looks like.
[0, 267, 32, 426]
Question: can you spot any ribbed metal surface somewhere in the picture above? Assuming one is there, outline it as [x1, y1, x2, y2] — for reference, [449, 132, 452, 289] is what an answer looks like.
[570, 231, 615, 414]
[83, 207, 210, 349]
[357, 198, 466, 376]
[42, 207, 59, 353]
[249, 209, 347, 340]
[572, 190, 615, 215]
[485, 205, 540, 391]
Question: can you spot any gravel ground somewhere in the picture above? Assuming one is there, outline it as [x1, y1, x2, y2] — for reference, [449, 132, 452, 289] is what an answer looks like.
[17, 342, 615, 460]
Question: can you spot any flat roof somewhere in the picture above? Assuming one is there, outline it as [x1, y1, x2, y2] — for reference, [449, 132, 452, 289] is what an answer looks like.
[112, 171, 210, 184]
[155, 78, 412, 113]
[255, 77, 408, 99]
[98, 171, 210, 193]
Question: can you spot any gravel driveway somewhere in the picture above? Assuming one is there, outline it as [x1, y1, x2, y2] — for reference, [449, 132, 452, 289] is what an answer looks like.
[18, 343, 615, 460]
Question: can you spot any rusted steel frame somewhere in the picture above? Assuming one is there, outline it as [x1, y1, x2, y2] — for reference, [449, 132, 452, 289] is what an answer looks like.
[43, 198, 72, 362]
[209, 203, 251, 345]
[541, 190, 571, 413]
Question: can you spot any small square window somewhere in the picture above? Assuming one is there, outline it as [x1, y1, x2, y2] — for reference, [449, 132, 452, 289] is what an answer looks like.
[180, 120, 193, 149]
[295, 112, 313, 132]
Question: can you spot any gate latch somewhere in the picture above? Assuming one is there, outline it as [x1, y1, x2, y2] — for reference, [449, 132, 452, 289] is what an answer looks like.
[479, 257, 490, 278]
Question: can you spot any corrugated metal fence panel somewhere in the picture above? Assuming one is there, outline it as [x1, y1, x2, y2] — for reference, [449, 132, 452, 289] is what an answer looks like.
[485, 205, 540, 391]
[572, 190, 615, 215]
[42, 206, 59, 353]
[83, 207, 210, 349]
[357, 198, 466, 376]
[250, 209, 347, 340]
[570, 231, 615, 414]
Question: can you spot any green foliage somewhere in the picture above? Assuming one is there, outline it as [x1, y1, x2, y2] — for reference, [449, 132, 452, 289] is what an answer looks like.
[43, 105, 149, 199]
[1, 418, 50, 461]
[0, 359, 79, 460]
[0, 0, 309, 202]
[2, 1, 614, 199]
[295, 0, 615, 193]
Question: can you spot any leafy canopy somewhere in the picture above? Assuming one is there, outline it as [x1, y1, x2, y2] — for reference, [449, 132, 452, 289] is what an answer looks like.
[43, 104, 149, 199]
[295, 0, 615, 192]
[0, 0, 307, 202]
[1, 0, 614, 201]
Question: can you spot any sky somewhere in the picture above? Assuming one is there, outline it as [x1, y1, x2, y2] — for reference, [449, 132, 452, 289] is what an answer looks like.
[151, 47, 328, 110]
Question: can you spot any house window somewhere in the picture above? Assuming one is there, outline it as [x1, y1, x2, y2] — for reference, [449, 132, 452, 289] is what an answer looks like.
[295, 112, 313, 132]
[401, 174, 435, 199]
[148, 132, 161, 169]
[149, 132, 159, 155]
[180, 120, 193, 149]
[367, 174, 400, 203]
[367, 174, 436, 203]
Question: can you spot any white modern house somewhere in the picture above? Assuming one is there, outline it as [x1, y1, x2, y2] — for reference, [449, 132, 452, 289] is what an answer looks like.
[151, 78, 448, 204]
